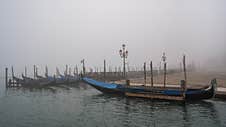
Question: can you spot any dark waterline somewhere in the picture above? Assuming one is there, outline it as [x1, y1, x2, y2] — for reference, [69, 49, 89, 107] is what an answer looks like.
[0, 79, 225, 127]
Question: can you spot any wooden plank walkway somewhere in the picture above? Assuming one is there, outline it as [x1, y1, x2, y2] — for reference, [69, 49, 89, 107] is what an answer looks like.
[125, 92, 184, 101]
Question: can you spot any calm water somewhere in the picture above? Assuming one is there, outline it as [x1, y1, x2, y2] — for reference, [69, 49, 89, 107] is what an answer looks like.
[0, 79, 226, 127]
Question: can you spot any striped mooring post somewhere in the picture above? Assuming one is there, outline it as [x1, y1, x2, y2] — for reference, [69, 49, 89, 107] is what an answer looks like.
[5, 68, 8, 88]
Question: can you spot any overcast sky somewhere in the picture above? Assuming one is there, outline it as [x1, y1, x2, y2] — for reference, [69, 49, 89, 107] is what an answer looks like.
[0, 0, 225, 75]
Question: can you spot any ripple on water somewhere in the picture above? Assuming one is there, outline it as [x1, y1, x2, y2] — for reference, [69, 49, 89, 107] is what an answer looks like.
[0, 84, 226, 127]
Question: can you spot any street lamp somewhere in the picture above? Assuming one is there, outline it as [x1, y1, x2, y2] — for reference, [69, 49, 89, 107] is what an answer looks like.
[119, 44, 128, 78]
[162, 52, 167, 64]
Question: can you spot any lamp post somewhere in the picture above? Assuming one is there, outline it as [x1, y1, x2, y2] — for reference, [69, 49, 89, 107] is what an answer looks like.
[119, 44, 128, 79]
[162, 52, 166, 64]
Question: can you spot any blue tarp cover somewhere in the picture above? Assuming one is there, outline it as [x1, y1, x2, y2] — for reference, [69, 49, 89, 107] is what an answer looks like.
[83, 78, 118, 89]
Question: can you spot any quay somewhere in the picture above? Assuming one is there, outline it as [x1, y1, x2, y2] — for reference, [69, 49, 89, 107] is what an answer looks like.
[130, 83, 226, 99]
[113, 82, 226, 100]
[4, 53, 226, 101]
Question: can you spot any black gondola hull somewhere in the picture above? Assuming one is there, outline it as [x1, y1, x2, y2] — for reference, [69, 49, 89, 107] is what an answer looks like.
[83, 78, 216, 101]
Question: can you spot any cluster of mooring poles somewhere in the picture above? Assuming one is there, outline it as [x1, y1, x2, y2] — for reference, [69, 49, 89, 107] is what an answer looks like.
[124, 52, 189, 101]
[5, 67, 21, 87]
[142, 53, 187, 89]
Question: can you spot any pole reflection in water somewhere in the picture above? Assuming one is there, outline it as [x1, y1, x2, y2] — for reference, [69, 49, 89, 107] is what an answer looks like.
[0, 81, 226, 127]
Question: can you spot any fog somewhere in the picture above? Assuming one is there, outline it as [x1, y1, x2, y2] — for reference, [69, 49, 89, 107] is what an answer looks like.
[0, 0, 225, 75]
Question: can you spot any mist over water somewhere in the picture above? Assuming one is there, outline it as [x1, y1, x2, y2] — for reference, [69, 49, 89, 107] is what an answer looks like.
[0, 0, 225, 74]
[0, 1, 226, 127]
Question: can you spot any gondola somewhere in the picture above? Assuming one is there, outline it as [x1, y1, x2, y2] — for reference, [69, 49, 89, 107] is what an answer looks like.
[11, 66, 79, 87]
[21, 74, 54, 87]
[82, 77, 216, 101]
[12, 76, 25, 85]
[83, 78, 124, 95]
[55, 68, 79, 84]
[53, 74, 79, 84]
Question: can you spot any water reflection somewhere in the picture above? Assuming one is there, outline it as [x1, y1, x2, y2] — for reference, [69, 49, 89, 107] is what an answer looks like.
[85, 92, 224, 127]
[0, 82, 225, 127]
[3, 82, 90, 96]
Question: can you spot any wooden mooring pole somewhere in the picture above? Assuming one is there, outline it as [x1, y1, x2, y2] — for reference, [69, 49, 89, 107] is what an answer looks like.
[73, 67, 76, 76]
[81, 59, 86, 76]
[11, 66, 15, 87]
[183, 55, 187, 89]
[45, 66, 48, 77]
[65, 65, 68, 76]
[114, 67, 117, 76]
[5, 68, 8, 88]
[118, 67, 121, 77]
[144, 62, 146, 85]
[69, 67, 72, 76]
[163, 62, 167, 88]
[11, 66, 14, 78]
[33, 65, 36, 79]
[150, 61, 153, 87]
[36, 66, 38, 77]
[54, 74, 56, 83]
[104, 60, 106, 80]
[76, 65, 78, 75]
[25, 66, 27, 77]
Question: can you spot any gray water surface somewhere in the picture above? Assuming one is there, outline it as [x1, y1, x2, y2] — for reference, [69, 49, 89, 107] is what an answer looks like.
[0, 79, 225, 127]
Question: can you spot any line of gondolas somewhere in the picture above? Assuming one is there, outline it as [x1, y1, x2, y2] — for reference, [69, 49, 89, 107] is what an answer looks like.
[4, 44, 226, 101]
[5, 65, 80, 88]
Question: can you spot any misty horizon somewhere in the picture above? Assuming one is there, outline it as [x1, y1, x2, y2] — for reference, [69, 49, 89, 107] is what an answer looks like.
[0, 0, 226, 75]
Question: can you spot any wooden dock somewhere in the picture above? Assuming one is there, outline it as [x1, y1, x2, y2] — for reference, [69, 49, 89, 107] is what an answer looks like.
[125, 92, 184, 101]
[215, 92, 226, 99]
[4, 56, 226, 100]
[123, 83, 226, 100]
[215, 87, 226, 99]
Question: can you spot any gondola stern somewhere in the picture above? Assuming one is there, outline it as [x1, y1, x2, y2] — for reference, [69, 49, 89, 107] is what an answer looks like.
[210, 78, 217, 98]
